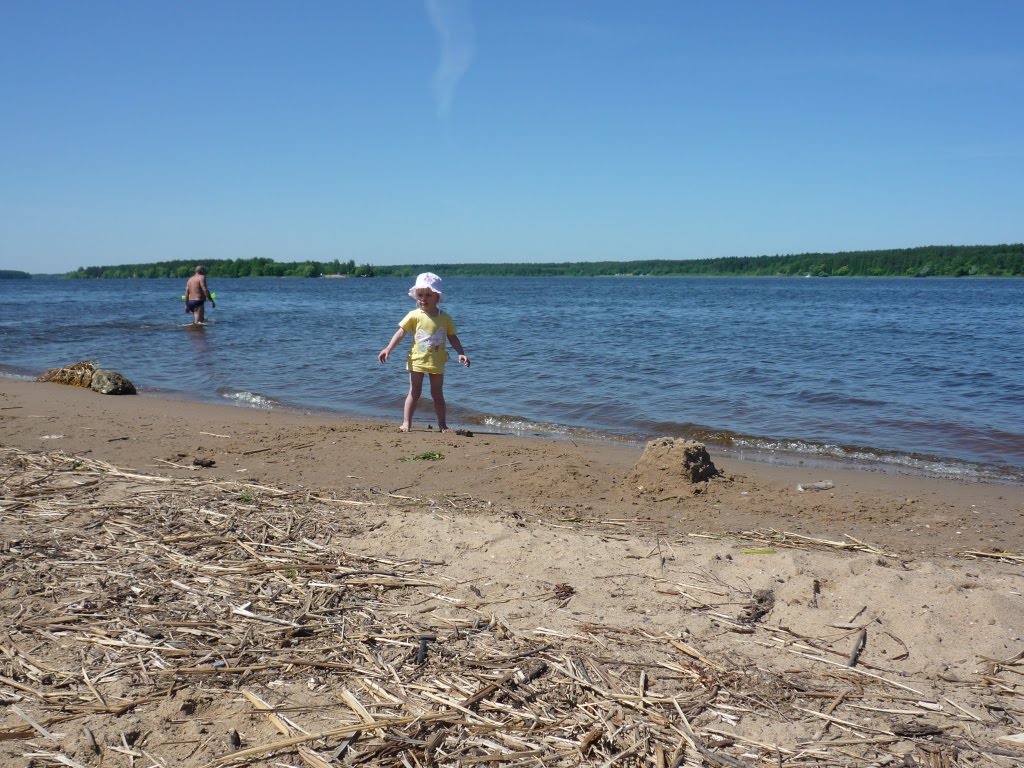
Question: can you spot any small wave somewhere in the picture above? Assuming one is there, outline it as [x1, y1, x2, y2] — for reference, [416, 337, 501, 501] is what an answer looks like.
[796, 390, 886, 407]
[472, 415, 1022, 484]
[724, 434, 1021, 484]
[0, 365, 40, 381]
[479, 415, 614, 442]
[481, 415, 573, 436]
[219, 389, 279, 410]
[625, 420, 1022, 484]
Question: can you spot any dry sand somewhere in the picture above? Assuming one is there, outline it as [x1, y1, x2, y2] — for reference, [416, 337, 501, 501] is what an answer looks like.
[1, 378, 1022, 767]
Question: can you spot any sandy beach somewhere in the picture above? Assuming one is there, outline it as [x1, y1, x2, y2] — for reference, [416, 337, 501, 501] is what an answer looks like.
[2, 377, 1023, 766]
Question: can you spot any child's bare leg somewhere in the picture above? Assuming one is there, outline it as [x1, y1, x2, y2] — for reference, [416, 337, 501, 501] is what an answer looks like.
[428, 374, 447, 430]
[402, 372, 424, 431]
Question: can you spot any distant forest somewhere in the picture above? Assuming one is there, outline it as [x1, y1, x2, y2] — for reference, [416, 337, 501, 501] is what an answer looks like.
[64, 244, 1023, 279]
[1, 270, 31, 279]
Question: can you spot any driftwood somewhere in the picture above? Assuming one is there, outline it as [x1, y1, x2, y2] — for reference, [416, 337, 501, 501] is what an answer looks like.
[0, 446, 1020, 767]
[37, 359, 98, 387]
[37, 361, 136, 395]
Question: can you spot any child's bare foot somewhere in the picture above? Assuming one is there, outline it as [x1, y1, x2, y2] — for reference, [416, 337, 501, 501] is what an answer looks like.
[398, 424, 410, 433]
[438, 424, 449, 432]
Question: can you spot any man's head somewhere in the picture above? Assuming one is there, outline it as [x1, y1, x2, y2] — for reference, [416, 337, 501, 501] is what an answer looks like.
[195, 265, 206, 275]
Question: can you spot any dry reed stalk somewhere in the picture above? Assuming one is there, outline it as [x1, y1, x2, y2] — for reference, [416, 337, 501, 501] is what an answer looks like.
[0, 447, 1018, 767]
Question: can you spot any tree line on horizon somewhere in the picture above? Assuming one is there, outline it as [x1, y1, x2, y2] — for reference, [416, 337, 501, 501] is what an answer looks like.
[67, 257, 365, 280]
[55, 243, 1024, 280]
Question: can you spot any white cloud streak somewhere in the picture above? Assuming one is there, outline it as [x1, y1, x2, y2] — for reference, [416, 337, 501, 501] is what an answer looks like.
[425, 0, 475, 119]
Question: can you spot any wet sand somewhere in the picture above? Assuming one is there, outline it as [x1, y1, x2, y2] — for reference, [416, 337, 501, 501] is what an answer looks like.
[1, 378, 1019, 558]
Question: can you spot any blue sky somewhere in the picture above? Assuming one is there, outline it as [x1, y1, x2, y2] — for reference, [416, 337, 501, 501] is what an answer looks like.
[2, 1, 1022, 273]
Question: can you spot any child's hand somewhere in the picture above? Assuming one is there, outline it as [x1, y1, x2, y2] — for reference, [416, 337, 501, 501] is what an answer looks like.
[378, 349, 389, 363]
[459, 354, 470, 368]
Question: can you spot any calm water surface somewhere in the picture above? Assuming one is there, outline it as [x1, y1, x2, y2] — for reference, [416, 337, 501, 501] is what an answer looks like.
[1, 276, 1021, 484]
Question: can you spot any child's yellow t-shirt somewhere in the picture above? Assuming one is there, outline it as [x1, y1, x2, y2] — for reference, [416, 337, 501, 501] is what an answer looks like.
[399, 309, 456, 374]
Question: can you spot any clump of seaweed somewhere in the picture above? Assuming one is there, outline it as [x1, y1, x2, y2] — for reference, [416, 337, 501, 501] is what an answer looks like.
[37, 360, 97, 387]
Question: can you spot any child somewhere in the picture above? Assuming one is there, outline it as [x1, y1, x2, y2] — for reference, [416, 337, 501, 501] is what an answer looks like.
[378, 272, 470, 432]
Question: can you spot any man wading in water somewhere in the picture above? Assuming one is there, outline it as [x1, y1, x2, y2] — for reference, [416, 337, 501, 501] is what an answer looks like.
[184, 265, 216, 325]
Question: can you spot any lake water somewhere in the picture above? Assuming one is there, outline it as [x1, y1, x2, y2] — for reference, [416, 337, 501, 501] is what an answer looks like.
[1, 276, 1022, 484]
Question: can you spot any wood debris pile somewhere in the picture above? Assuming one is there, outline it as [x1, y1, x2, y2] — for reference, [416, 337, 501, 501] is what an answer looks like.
[37, 361, 98, 388]
[1, 447, 1021, 767]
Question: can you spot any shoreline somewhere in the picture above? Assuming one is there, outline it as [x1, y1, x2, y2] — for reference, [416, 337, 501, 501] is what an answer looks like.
[5, 364, 1017, 487]
[1, 377, 1020, 558]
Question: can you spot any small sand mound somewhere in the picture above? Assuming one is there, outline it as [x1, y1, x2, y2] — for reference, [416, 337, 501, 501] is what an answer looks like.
[626, 437, 721, 497]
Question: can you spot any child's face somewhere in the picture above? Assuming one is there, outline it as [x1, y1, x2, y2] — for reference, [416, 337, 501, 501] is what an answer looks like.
[414, 290, 439, 310]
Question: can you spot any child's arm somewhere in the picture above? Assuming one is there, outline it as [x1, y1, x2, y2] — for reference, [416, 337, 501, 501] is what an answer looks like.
[448, 333, 470, 367]
[378, 328, 407, 363]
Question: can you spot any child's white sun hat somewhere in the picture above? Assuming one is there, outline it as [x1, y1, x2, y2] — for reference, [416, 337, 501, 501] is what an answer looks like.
[408, 272, 444, 301]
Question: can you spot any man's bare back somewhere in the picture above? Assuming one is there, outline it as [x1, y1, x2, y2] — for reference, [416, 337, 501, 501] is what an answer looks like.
[184, 266, 214, 324]
[185, 272, 209, 301]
